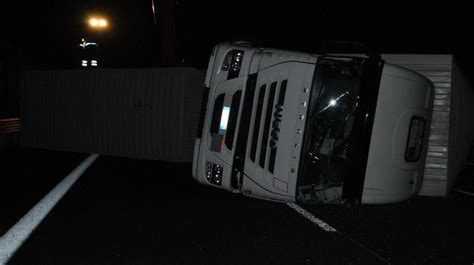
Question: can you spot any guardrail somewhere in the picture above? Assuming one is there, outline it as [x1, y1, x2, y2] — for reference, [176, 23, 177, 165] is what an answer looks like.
[0, 118, 21, 134]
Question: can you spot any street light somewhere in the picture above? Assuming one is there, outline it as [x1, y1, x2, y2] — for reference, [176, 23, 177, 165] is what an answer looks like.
[82, 15, 108, 68]
[88, 17, 108, 29]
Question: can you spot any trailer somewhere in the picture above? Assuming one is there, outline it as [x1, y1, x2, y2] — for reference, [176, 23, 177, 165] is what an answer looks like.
[20, 67, 205, 162]
[374, 54, 474, 197]
[192, 42, 474, 204]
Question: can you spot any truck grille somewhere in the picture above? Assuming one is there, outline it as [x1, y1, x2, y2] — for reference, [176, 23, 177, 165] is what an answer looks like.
[249, 79, 288, 173]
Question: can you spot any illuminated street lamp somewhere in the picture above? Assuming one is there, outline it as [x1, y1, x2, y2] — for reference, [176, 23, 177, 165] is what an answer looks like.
[81, 15, 108, 68]
[88, 17, 108, 29]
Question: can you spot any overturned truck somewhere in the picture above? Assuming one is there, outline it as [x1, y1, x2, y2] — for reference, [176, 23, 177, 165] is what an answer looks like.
[193, 42, 473, 204]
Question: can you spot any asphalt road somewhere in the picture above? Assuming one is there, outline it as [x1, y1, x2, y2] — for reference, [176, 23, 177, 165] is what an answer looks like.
[1, 148, 473, 265]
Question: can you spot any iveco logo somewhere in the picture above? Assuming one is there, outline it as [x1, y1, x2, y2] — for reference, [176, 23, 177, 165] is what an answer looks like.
[270, 105, 283, 149]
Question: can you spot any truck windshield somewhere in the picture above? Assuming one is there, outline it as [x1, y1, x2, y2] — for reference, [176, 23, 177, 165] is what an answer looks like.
[297, 57, 363, 204]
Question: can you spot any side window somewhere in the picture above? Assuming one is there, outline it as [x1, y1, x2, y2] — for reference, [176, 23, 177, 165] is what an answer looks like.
[225, 90, 242, 149]
[210, 94, 225, 135]
[405, 116, 426, 162]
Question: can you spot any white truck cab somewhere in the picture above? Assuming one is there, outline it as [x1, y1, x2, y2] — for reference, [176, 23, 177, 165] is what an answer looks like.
[193, 42, 433, 204]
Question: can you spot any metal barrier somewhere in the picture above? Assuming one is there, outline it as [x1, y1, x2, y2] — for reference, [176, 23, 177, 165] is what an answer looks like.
[0, 118, 21, 134]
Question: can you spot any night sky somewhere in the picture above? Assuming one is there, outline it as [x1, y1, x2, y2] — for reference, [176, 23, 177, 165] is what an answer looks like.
[1, 1, 474, 72]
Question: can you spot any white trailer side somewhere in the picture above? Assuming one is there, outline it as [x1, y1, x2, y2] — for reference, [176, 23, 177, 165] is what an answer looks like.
[380, 54, 474, 197]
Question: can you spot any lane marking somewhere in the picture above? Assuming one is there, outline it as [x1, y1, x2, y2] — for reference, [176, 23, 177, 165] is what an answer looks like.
[286, 202, 337, 232]
[287, 202, 391, 264]
[452, 188, 474, 197]
[0, 154, 99, 265]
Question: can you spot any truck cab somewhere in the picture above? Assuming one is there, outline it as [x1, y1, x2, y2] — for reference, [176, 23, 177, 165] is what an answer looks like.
[192, 42, 433, 204]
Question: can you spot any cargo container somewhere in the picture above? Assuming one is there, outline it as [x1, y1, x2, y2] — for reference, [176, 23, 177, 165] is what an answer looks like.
[20, 67, 205, 162]
[374, 54, 474, 197]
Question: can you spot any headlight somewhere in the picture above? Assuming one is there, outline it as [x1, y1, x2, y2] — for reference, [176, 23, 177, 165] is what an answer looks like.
[221, 50, 244, 79]
[205, 161, 223, 186]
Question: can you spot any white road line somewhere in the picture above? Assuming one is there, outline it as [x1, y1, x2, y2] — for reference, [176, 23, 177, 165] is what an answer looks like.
[287, 202, 390, 263]
[0, 154, 99, 265]
[286, 202, 337, 232]
[452, 188, 474, 197]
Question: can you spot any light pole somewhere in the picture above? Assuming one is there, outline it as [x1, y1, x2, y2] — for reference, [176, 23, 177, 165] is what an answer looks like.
[84, 16, 108, 68]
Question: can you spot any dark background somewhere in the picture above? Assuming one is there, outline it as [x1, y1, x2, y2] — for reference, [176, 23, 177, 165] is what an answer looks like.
[1, 1, 474, 70]
[1, 1, 474, 119]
